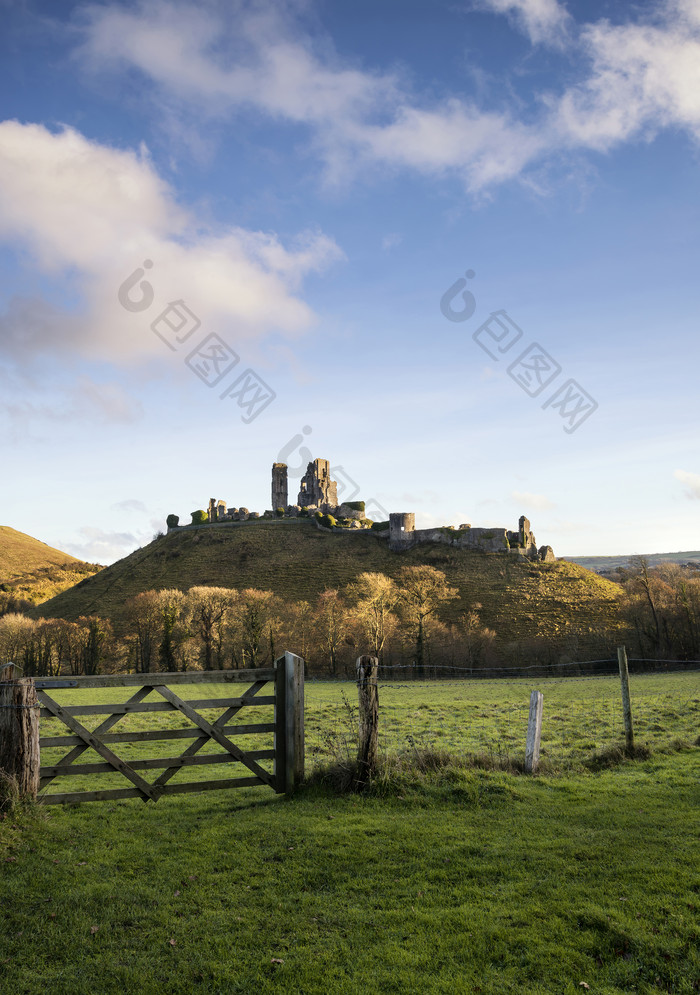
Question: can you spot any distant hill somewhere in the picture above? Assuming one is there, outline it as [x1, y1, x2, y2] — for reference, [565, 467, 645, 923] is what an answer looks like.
[562, 551, 700, 573]
[0, 526, 102, 605]
[33, 519, 626, 650]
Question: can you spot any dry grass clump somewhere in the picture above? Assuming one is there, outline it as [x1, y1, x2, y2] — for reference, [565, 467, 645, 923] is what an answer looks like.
[305, 733, 533, 796]
[584, 742, 652, 770]
[0, 770, 20, 812]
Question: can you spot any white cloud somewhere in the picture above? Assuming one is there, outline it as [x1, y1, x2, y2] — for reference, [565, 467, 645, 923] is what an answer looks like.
[71, 0, 700, 193]
[473, 0, 571, 46]
[74, 0, 545, 192]
[60, 526, 144, 564]
[0, 120, 343, 365]
[112, 499, 148, 513]
[75, 2, 395, 124]
[0, 373, 143, 425]
[511, 490, 556, 510]
[553, 11, 700, 151]
[674, 469, 700, 499]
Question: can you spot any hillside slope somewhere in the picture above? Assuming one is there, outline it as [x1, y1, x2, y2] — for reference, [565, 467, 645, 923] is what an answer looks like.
[0, 526, 102, 605]
[563, 550, 700, 572]
[34, 520, 626, 648]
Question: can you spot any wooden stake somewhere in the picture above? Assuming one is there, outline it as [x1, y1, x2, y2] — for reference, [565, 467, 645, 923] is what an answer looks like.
[524, 690, 543, 773]
[355, 655, 379, 786]
[617, 645, 634, 753]
[274, 652, 304, 794]
[0, 676, 40, 802]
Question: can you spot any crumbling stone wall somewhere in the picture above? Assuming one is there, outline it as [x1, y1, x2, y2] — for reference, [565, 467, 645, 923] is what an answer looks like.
[297, 458, 338, 511]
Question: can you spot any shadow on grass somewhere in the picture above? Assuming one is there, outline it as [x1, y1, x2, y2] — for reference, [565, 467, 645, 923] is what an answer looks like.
[584, 736, 698, 771]
[303, 743, 532, 798]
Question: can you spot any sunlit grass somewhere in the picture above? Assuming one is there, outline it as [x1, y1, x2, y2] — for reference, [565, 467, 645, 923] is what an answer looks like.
[37, 671, 699, 800]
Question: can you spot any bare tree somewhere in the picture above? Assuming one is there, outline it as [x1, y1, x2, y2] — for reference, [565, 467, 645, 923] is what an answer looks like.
[346, 572, 399, 661]
[315, 589, 346, 675]
[186, 587, 236, 671]
[124, 592, 162, 673]
[396, 565, 458, 676]
[152, 589, 186, 671]
[230, 589, 279, 668]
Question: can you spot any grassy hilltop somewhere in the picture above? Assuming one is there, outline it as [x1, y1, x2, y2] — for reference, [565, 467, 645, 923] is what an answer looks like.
[0, 526, 102, 605]
[33, 519, 626, 648]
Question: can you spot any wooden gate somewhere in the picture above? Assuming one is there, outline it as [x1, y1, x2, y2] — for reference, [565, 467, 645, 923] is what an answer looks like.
[30, 652, 303, 805]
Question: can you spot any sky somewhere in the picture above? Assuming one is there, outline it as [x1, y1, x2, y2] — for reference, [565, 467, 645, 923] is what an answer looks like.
[0, 0, 699, 564]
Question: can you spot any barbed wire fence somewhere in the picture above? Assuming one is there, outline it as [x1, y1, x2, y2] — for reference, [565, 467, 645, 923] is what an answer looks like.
[305, 653, 700, 773]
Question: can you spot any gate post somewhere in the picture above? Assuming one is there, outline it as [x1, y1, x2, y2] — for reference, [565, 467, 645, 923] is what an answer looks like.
[617, 645, 634, 753]
[524, 690, 543, 773]
[354, 655, 379, 787]
[0, 668, 40, 804]
[274, 652, 304, 794]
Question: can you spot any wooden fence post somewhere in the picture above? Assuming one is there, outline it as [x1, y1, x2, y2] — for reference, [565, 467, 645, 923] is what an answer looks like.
[274, 652, 304, 794]
[0, 670, 40, 803]
[524, 690, 543, 773]
[355, 655, 379, 787]
[617, 645, 634, 753]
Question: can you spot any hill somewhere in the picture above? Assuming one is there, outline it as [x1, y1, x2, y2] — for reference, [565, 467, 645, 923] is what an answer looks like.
[0, 526, 102, 606]
[33, 520, 626, 650]
[562, 550, 700, 573]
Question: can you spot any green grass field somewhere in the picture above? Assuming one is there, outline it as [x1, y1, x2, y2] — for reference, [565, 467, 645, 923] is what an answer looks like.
[1, 674, 698, 994]
[35, 671, 700, 801]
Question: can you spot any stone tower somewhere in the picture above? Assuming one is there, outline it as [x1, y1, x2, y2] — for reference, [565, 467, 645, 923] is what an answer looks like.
[271, 463, 288, 511]
[389, 512, 415, 546]
[297, 458, 338, 510]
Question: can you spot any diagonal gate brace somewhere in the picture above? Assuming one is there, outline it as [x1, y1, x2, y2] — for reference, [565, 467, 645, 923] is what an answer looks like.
[39, 693, 160, 802]
[39, 686, 153, 788]
[153, 684, 274, 788]
[152, 680, 270, 789]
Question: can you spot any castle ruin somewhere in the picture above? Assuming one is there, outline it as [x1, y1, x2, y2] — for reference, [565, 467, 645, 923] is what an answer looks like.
[169, 457, 555, 561]
[388, 511, 554, 560]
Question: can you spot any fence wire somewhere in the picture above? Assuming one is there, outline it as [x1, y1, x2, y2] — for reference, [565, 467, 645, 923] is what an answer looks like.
[305, 660, 700, 772]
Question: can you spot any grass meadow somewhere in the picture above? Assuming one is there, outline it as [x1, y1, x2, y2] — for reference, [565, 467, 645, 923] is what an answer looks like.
[1, 672, 698, 994]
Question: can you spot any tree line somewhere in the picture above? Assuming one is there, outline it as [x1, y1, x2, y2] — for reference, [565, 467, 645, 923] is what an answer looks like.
[0, 560, 698, 677]
[0, 567, 498, 677]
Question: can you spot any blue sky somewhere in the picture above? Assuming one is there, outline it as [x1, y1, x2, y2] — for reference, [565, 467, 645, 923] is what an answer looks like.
[1, 0, 699, 563]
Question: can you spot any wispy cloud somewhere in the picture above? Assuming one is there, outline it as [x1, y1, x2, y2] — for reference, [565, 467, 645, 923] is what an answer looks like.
[511, 490, 556, 510]
[674, 469, 700, 499]
[60, 526, 144, 564]
[73, 0, 546, 191]
[0, 373, 144, 426]
[473, 0, 571, 47]
[381, 233, 402, 251]
[112, 499, 148, 513]
[71, 0, 700, 192]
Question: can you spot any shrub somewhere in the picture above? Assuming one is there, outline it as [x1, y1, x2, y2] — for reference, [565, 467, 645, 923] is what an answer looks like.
[276, 507, 285, 516]
[166, 514, 179, 529]
[190, 510, 208, 525]
[371, 520, 390, 531]
[346, 501, 365, 512]
[298, 509, 309, 517]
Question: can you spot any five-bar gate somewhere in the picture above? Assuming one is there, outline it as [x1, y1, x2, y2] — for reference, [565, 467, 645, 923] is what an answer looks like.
[24, 652, 304, 805]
